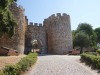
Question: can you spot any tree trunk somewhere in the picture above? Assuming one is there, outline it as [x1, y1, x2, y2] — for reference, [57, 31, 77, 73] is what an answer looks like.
[80, 47, 83, 54]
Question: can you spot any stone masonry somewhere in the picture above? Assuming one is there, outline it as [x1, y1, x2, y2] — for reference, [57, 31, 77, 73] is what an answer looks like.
[0, 3, 26, 55]
[44, 13, 72, 54]
[0, 3, 73, 55]
[25, 23, 47, 54]
[25, 13, 73, 55]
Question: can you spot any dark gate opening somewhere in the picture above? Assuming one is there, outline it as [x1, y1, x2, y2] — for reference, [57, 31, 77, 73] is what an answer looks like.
[32, 40, 39, 53]
[31, 39, 43, 54]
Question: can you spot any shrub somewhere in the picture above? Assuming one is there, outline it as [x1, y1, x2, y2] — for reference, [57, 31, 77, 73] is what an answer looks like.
[0, 71, 4, 75]
[1, 53, 38, 75]
[3, 65, 20, 75]
[84, 52, 97, 56]
[96, 50, 100, 55]
[81, 53, 100, 69]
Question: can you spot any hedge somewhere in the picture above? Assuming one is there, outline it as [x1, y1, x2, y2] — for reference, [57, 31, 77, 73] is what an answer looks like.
[81, 53, 100, 69]
[84, 52, 97, 56]
[96, 50, 100, 55]
[0, 52, 38, 75]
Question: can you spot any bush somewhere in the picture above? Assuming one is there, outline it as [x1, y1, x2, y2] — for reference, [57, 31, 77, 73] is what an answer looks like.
[0, 71, 4, 75]
[96, 50, 100, 55]
[3, 65, 20, 75]
[84, 52, 97, 56]
[1, 53, 38, 75]
[81, 53, 100, 69]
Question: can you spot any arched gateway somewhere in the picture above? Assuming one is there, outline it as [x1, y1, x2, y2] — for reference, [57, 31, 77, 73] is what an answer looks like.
[24, 23, 47, 54]
[25, 13, 73, 55]
[31, 39, 44, 53]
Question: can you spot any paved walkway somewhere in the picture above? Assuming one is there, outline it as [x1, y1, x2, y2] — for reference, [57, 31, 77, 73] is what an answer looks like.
[28, 55, 98, 75]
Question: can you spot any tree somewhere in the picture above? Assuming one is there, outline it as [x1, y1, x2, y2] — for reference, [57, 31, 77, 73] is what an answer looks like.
[73, 32, 90, 54]
[0, 0, 17, 37]
[77, 23, 93, 37]
[76, 23, 97, 47]
[94, 27, 100, 43]
[72, 30, 77, 48]
[90, 31, 97, 46]
[32, 40, 38, 49]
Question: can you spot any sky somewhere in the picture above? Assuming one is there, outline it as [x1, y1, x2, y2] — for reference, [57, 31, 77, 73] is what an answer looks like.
[17, 0, 100, 30]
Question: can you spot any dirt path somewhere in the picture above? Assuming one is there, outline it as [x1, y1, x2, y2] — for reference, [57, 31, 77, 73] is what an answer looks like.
[0, 55, 25, 70]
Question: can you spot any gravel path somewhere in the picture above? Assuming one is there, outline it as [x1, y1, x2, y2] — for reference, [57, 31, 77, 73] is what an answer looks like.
[28, 55, 98, 75]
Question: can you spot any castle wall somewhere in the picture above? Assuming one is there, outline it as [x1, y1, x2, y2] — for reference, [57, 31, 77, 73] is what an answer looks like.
[25, 23, 47, 54]
[44, 13, 73, 54]
[0, 4, 72, 55]
[0, 3, 26, 55]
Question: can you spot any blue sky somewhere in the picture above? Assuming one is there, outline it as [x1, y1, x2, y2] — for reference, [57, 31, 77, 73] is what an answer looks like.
[17, 0, 100, 30]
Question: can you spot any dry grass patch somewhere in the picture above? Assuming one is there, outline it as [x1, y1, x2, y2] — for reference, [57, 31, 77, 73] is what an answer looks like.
[0, 55, 26, 70]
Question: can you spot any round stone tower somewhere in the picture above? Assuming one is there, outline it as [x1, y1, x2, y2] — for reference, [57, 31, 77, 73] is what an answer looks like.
[10, 3, 26, 54]
[44, 13, 73, 54]
[0, 3, 26, 55]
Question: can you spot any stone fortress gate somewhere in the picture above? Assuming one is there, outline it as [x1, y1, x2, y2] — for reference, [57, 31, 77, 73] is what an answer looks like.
[0, 3, 73, 55]
[25, 13, 73, 55]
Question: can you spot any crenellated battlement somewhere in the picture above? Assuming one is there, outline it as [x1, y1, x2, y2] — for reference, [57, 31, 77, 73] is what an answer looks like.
[34, 23, 38, 26]
[29, 22, 33, 25]
[25, 16, 28, 25]
[29, 22, 43, 27]
[10, 3, 24, 12]
[39, 23, 42, 26]
[18, 5, 25, 11]
[49, 13, 69, 17]
[44, 13, 69, 22]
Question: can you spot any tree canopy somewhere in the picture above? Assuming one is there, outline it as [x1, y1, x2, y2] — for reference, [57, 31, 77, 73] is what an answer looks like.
[73, 32, 90, 53]
[77, 23, 93, 37]
[73, 23, 98, 52]
[94, 27, 100, 43]
[0, 0, 17, 37]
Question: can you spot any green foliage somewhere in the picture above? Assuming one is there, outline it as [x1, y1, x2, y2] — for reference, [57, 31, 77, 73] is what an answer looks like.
[0, 0, 17, 9]
[73, 23, 98, 51]
[1, 53, 38, 75]
[0, 0, 8, 9]
[74, 32, 90, 47]
[84, 52, 97, 56]
[92, 46, 98, 52]
[89, 31, 97, 47]
[96, 50, 100, 55]
[0, 9, 16, 37]
[81, 53, 100, 69]
[77, 23, 93, 36]
[0, 71, 4, 75]
[0, 0, 17, 37]
[3, 65, 20, 75]
[73, 32, 90, 53]
[94, 27, 100, 43]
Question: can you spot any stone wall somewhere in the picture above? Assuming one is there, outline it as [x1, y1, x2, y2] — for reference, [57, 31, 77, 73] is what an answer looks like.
[0, 3, 72, 55]
[44, 13, 73, 54]
[25, 22, 47, 54]
[0, 3, 26, 55]
[25, 13, 73, 55]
